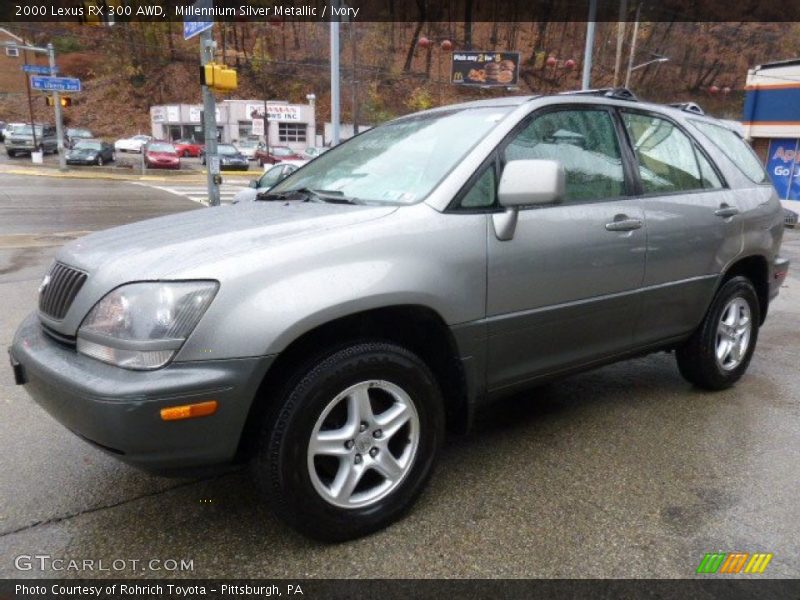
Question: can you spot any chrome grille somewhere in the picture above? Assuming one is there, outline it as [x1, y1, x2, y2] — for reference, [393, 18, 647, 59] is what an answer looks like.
[38, 263, 87, 320]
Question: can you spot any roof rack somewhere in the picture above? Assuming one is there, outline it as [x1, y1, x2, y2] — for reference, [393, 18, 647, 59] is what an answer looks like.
[669, 102, 705, 116]
[560, 88, 639, 102]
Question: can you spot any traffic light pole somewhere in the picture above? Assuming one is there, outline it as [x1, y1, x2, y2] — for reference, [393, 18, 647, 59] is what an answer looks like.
[200, 29, 220, 207]
[48, 43, 66, 171]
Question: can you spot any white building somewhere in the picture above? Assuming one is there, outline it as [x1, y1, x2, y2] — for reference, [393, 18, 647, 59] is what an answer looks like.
[149, 98, 316, 153]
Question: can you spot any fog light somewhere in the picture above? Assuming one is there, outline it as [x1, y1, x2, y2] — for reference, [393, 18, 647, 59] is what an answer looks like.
[160, 400, 218, 421]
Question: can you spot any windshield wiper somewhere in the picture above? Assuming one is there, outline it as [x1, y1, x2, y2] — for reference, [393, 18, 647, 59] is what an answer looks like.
[256, 188, 360, 204]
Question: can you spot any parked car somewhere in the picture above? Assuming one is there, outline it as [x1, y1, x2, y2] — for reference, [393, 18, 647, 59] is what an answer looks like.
[114, 134, 152, 154]
[1, 122, 25, 143]
[785, 207, 799, 228]
[65, 127, 93, 149]
[143, 141, 180, 170]
[66, 139, 115, 166]
[303, 146, 328, 159]
[173, 139, 204, 158]
[234, 139, 260, 160]
[254, 144, 304, 167]
[9, 91, 789, 543]
[5, 123, 58, 156]
[201, 143, 249, 170]
[232, 162, 299, 203]
[0, 120, 6, 142]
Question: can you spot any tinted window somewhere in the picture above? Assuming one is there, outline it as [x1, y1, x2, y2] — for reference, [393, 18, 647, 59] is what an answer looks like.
[690, 120, 768, 183]
[460, 165, 496, 208]
[504, 109, 625, 202]
[694, 147, 723, 189]
[622, 113, 707, 194]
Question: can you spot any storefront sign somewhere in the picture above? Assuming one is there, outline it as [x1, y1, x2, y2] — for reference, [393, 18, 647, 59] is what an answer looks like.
[246, 103, 302, 122]
[251, 118, 264, 136]
[451, 51, 519, 86]
[189, 106, 220, 123]
[766, 138, 800, 201]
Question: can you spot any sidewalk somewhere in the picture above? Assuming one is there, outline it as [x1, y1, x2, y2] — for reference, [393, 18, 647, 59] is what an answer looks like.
[0, 163, 256, 183]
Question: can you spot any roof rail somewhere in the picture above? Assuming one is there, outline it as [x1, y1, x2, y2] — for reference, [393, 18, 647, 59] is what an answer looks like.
[560, 88, 639, 102]
[669, 102, 705, 116]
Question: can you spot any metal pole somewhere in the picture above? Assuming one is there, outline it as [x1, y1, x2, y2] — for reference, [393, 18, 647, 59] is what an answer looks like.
[200, 29, 220, 207]
[625, 3, 642, 89]
[351, 21, 358, 135]
[23, 50, 38, 151]
[613, 0, 628, 87]
[581, 0, 597, 90]
[330, 17, 340, 145]
[48, 43, 66, 171]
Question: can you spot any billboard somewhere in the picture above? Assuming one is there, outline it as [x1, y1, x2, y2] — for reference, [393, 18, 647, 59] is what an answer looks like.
[766, 138, 800, 202]
[451, 52, 520, 86]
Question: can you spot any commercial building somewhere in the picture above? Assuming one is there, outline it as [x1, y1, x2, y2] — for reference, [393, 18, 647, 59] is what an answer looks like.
[742, 58, 800, 208]
[149, 98, 316, 153]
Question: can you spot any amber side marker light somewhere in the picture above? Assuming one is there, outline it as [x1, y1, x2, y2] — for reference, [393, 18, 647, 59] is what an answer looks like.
[160, 400, 218, 421]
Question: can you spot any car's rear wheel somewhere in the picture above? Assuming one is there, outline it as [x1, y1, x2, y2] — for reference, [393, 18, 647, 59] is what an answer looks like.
[676, 276, 760, 390]
[253, 341, 444, 541]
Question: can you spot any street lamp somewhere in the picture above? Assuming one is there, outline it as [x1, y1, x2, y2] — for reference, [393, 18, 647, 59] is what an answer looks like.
[629, 56, 670, 73]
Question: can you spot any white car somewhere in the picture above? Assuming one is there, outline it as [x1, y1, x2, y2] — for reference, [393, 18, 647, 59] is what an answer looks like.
[2, 122, 25, 141]
[234, 139, 260, 160]
[114, 134, 152, 153]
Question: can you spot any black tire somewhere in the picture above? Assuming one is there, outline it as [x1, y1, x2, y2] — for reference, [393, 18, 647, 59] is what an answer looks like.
[6, 150, 15, 158]
[253, 341, 445, 542]
[97, 156, 104, 166]
[676, 276, 760, 390]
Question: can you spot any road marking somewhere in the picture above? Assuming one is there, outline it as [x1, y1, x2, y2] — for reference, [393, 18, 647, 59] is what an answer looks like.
[132, 181, 247, 205]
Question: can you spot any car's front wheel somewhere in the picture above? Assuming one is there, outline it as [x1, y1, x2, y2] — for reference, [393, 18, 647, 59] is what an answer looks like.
[96, 156, 104, 166]
[253, 342, 444, 541]
[676, 276, 760, 390]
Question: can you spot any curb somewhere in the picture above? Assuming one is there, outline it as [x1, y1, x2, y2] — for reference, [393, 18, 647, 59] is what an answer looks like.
[0, 165, 256, 183]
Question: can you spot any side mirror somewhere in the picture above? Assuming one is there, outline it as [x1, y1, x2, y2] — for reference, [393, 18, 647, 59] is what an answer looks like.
[249, 179, 258, 188]
[497, 159, 565, 208]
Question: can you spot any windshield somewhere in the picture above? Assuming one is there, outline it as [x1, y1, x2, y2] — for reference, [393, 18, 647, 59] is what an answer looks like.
[237, 140, 258, 148]
[69, 129, 92, 138]
[259, 165, 292, 188]
[271, 107, 512, 204]
[218, 145, 239, 156]
[74, 141, 102, 151]
[17, 125, 43, 136]
[148, 143, 175, 153]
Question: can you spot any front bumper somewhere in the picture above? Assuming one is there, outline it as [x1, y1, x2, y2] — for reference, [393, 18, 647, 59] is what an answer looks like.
[66, 158, 96, 165]
[10, 312, 274, 473]
[770, 256, 790, 300]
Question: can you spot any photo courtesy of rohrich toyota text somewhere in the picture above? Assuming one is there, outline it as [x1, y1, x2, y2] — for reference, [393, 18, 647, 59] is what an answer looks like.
[0, 0, 799, 598]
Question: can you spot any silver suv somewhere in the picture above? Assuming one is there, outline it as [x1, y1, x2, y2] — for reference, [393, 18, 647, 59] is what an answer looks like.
[9, 91, 789, 540]
[5, 123, 58, 157]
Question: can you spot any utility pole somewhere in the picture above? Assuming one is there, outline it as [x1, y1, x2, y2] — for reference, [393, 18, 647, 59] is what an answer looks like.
[22, 49, 38, 151]
[350, 21, 358, 136]
[48, 43, 66, 171]
[581, 0, 598, 90]
[625, 3, 642, 89]
[200, 28, 220, 207]
[613, 0, 628, 87]
[330, 5, 341, 146]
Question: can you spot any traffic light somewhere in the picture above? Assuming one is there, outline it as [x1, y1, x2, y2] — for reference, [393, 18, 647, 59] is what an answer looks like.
[200, 62, 238, 92]
[45, 96, 72, 107]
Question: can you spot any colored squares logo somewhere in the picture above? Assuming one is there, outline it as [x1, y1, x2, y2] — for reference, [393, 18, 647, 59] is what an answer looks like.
[696, 552, 773, 574]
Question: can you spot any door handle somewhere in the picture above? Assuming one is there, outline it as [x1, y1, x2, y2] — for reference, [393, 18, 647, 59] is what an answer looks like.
[714, 204, 740, 218]
[605, 215, 643, 232]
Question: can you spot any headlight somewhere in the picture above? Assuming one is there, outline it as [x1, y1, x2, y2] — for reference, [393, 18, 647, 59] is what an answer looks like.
[77, 281, 218, 370]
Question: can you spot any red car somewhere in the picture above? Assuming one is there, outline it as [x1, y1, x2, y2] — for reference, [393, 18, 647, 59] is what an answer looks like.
[173, 139, 204, 158]
[254, 145, 304, 167]
[143, 141, 181, 170]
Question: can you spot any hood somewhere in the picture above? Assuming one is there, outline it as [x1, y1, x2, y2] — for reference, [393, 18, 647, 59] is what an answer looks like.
[69, 147, 98, 155]
[57, 201, 398, 280]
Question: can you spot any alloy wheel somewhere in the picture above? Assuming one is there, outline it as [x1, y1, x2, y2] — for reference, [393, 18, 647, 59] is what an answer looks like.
[715, 296, 752, 371]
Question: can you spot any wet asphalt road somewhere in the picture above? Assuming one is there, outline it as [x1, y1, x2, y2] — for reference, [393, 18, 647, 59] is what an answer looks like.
[0, 172, 798, 579]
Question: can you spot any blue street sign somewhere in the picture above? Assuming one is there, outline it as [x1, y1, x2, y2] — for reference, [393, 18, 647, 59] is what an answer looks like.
[22, 64, 58, 75]
[183, 0, 214, 40]
[30, 76, 81, 92]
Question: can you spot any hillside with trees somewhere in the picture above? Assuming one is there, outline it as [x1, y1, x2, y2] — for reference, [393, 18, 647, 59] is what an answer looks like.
[1, 20, 797, 139]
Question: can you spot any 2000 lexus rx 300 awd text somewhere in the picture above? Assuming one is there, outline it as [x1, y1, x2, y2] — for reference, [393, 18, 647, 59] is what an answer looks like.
[9, 92, 789, 541]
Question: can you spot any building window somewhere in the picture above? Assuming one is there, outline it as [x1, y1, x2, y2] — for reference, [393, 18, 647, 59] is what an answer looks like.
[278, 123, 307, 143]
[238, 121, 253, 141]
[5, 47, 20, 57]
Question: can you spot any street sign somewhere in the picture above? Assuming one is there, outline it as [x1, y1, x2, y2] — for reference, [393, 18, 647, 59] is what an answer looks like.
[451, 51, 520, 86]
[30, 76, 81, 92]
[209, 156, 221, 176]
[183, 0, 214, 40]
[23, 64, 58, 75]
